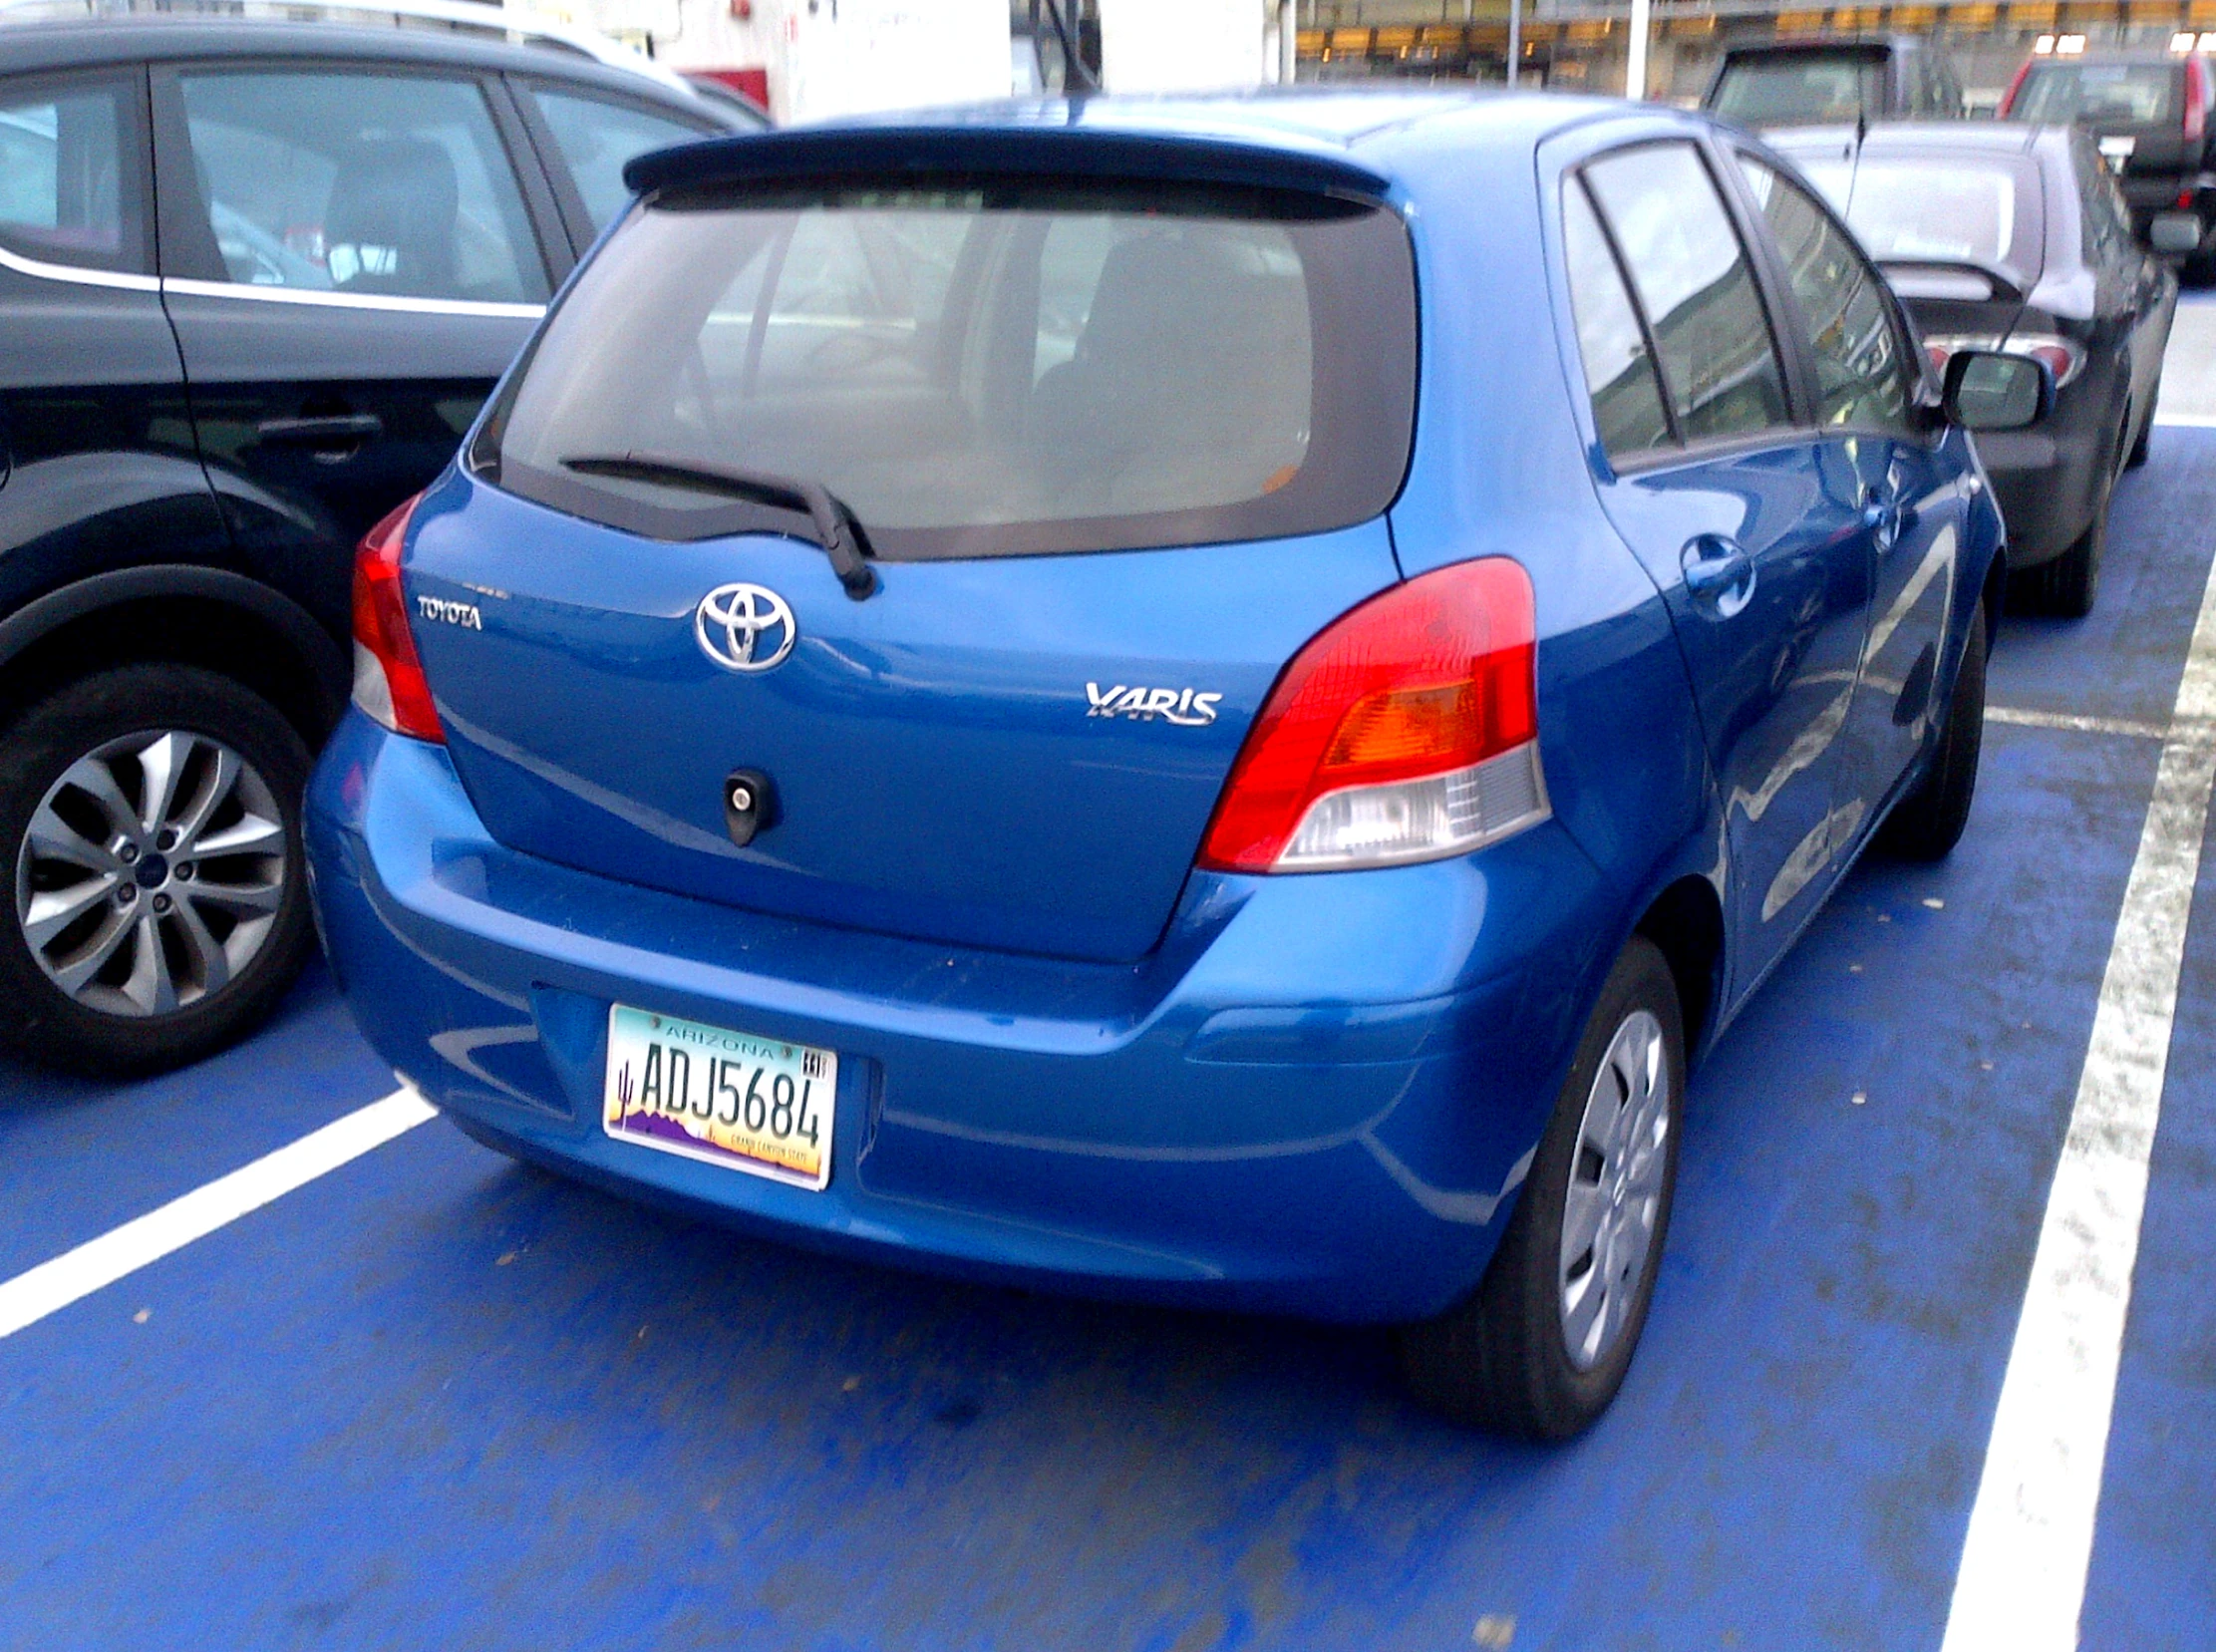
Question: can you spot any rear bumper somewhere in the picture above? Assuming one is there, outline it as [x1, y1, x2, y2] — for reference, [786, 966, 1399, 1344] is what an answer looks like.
[306, 714, 1615, 1323]
[1972, 393, 2112, 567]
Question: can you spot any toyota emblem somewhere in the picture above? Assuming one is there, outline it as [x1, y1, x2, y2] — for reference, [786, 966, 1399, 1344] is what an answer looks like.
[694, 582, 795, 673]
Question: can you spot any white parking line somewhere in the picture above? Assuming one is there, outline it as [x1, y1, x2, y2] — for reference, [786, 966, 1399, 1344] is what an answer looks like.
[0, 1087, 434, 1342]
[1941, 544, 2216, 1649]
[2153, 413, 2216, 428]
[1985, 705, 2169, 740]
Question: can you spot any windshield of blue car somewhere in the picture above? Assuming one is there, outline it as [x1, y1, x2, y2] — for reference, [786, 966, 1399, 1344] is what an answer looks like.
[2011, 61, 2180, 125]
[476, 180, 1419, 560]
[1713, 53, 1886, 124]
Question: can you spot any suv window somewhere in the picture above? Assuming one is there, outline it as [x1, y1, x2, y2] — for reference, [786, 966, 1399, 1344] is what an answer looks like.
[1560, 179, 1672, 461]
[476, 181, 1418, 559]
[0, 76, 144, 273]
[528, 87, 712, 234]
[1581, 143, 1791, 445]
[1739, 158, 1915, 436]
[1712, 52, 1885, 125]
[176, 70, 547, 303]
[2012, 62, 2181, 125]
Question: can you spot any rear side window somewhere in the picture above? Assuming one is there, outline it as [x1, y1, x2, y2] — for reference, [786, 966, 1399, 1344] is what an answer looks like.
[477, 181, 1417, 558]
[528, 87, 712, 233]
[176, 70, 547, 303]
[1580, 143, 1791, 446]
[1739, 159, 1914, 436]
[2011, 62, 2180, 125]
[0, 76, 145, 273]
[1560, 181, 1672, 461]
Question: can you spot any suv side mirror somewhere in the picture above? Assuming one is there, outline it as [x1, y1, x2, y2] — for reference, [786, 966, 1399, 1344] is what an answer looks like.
[1942, 350, 2053, 432]
[2150, 211, 2203, 256]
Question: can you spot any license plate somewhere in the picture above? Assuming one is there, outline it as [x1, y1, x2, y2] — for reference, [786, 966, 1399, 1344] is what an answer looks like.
[602, 1004, 836, 1189]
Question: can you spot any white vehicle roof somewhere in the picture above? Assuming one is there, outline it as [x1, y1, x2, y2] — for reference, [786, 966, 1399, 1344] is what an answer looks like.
[0, 0, 695, 98]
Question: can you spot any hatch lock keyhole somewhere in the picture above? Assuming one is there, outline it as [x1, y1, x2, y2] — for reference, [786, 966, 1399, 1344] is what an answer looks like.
[724, 768, 778, 847]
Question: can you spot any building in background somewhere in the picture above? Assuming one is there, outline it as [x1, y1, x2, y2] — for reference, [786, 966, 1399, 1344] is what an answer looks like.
[1295, 0, 2216, 105]
[509, 0, 1297, 120]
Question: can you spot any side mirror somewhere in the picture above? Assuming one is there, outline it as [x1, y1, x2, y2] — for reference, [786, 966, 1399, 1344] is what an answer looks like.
[1942, 350, 2054, 433]
[2150, 210, 2203, 256]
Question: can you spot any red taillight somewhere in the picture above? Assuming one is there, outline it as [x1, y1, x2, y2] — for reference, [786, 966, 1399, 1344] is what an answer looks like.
[1196, 558, 1547, 874]
[2187, 57, 2208, 142]
[1998, 58, 2033, 117]
[350, 492, 444, 742]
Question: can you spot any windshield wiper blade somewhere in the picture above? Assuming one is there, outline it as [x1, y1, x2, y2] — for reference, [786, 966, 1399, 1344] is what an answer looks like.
[561, 453, 878, 600]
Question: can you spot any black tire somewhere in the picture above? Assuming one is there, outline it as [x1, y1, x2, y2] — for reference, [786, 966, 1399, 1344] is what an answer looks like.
[2127, 388, 2155, 470]
[2028, 470, 2108, 618]
[0, 665, 314, 1076]
[1400, 936, 1684, 1439]
[1878, 600, 1986, 863]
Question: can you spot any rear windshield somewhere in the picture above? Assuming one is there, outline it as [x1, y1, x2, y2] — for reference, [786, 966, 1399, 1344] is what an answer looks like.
[1822, 156, 2038, 274]
[2011, 62, 2180, 125]
[475, 180, 1418, 559]
[1712, 52, 1884, 125]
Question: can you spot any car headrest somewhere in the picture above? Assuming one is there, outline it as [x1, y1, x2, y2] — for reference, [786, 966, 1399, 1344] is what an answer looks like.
[324, 137, 460, 297]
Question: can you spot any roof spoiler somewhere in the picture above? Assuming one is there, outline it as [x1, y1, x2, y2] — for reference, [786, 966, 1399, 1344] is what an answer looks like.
[1875, 257, 2028, 304]
[623, 124, 1396, 202]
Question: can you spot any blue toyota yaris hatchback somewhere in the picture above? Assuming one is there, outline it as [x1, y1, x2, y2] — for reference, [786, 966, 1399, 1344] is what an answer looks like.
[308, 91, 2044, 1435]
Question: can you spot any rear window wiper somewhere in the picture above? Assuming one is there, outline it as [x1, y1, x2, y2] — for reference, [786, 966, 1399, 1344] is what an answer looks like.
[561, 453, 878, 600]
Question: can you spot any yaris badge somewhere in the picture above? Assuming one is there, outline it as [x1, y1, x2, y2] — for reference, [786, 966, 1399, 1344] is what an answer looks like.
[695, 582, 795, 673]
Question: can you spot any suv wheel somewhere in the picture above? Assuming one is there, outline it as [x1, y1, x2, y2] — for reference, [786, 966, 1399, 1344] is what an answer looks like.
[0, 665, 314, 1075]
[1400, 936, 1684, 1438]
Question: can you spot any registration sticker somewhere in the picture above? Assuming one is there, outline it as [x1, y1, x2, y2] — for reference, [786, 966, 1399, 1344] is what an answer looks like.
[602, 1004, 836, 1190]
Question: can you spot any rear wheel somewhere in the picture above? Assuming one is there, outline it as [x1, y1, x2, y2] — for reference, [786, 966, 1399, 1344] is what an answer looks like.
[2127, 386, 2156, 470]
[1878, 601, 1986, 862]
[0, 665, 313, 1075]
[2028, 466, 2110, 618]
[1400, 936, 1683, 1438]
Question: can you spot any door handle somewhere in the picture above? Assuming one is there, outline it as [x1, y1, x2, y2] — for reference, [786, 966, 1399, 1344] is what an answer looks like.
[1681, 534, 1755, 618]
[255, 413, 384, 448]
[1861, 490, 1904, 549]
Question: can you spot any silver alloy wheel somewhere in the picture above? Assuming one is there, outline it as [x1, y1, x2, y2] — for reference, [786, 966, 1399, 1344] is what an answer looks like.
[1558, 1008, 1671, 1372]
[14, 730, 286, 1019]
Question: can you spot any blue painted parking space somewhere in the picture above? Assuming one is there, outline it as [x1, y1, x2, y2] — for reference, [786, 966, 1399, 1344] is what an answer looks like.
[3, 434, 2213, 1652]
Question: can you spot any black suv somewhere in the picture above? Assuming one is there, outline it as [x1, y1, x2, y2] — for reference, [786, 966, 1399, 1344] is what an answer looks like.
[0, 13, 758, 1073]
[2001, 48, 2216, 277]
[1705, 36, 1965, 128]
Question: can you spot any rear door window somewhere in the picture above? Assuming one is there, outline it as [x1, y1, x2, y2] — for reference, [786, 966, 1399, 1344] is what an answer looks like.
[175, 69, 547, 303]
[1739, 158, 1915, 435]
[1560, 179, 1673, 461]
[1580, 143, 1792, 446]
[525, 86, 716, 235]
[0, 75, 146, 273]
[478, 181, 1418, 558]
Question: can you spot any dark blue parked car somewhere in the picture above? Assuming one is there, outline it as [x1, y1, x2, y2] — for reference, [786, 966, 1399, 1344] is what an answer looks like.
[307, 93, 2044, 1435]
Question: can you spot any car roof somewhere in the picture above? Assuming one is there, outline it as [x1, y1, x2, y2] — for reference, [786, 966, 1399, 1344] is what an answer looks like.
[1766, 120, 2050, 157]
[0, 12, 721, 113]
[1720, 36, 1922, 59]
[627, 88, 1637, 198]
[2018, 49, 2192, 67]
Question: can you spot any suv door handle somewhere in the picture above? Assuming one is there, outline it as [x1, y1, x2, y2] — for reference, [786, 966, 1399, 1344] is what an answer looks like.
[1681, 534, 1755, 617]
[255, 413, 384, 448]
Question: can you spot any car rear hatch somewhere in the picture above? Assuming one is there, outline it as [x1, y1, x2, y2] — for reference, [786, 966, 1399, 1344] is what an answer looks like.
[403, 131, 1419, 964]
[2007, 57, 2200, 197]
